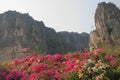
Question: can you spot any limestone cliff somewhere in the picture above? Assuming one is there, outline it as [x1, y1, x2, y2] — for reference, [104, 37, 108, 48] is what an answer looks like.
[89, 2, 120, 50]
[0, 10, 89, 58]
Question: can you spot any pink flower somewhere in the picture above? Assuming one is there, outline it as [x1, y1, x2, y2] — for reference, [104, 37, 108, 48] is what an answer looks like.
[45, 54, 53, 61]
[5, 69, 28, 80]
[64, 53, 72, 58]
[97, 48, 102, 52]
[29, 56, 38, 62]
[33, 65, 43, 73]
[71, 58, 77, 62]
[110, 59, 115, 66]
[105, 55, 115, 66]
[104, 55, 109, 60]
[12, 60, 21, 65]
[104, 55, 113, 61]
[65, 62, 74, 71]
[21, 65, 28, 70]
[96, 76, 101, 80]
[79, 61, 87, 66]
[42, 64, 49, 69]
[21, 72, 28, 80]
[54, 54, 63, 61]
[30, 52, 36, 55]
[93, 48, 102, 54]
[73, 65, 80, 72]
[81, 53, 90, 57]
[32, 62, 39, 67]
[23, 48, 29, 52]
[39, 72, 45, 78]
[28, 73, 38, 80]
[54, 72, 60, 79]
[44, 70, 55, 76]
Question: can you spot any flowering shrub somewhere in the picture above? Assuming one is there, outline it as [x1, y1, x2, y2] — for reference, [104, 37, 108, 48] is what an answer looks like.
[0, 48, 120, 80]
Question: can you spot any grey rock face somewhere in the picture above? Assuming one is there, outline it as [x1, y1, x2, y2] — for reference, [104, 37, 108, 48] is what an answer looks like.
[89, 2, 120, 50]
[0, 10, 89, 58]
[58, 32, 89, 52]
[0, 11, 48, 54]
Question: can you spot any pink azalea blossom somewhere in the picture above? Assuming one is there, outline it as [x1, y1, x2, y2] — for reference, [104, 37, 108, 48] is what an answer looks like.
[45, 54, 53, 61]
[28, 73, 38, 80]
[30, 52, 36, 55]
[42, 64, 49, 69]
[54, 72, 60, 79]
[5, 69, 28, 80]
[44, 70, 55, 76]
[110, 59, 115, 66]
[97, 48, 102, 52]
[81, 53, 90, 57]
[104, 55, 113, 61]
[23, 48, 29, 52]
[54, 54, 63, 61]
[65, 62, 74, 71]
[12, 59, 21, 65]
[79, 61, 87, 66]
[33, 65, 43, 73]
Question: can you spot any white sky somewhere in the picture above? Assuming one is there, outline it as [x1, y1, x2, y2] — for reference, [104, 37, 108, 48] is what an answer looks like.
[0, 0, 120, 33]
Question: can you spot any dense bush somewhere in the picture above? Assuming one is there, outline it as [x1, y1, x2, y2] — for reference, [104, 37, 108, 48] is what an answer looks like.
[0, 48, 120, 80]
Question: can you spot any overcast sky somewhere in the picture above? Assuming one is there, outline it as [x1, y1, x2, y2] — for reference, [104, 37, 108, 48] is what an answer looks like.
[0, 0, 120, 33]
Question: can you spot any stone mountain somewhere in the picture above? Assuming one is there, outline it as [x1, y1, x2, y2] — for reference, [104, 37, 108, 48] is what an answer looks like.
[0, 11, 89, 57]
[89, 2, 120, 50]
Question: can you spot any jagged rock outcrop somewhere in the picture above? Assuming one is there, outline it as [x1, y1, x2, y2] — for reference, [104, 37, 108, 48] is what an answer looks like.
[89, 2, 120, 50]
[0, 10, 89, 58]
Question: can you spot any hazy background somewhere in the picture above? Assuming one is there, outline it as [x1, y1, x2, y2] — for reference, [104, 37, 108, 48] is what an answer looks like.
[0, 0, 120, 33]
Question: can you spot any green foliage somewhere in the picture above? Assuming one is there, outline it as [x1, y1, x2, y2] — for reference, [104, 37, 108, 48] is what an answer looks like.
[105, 66, 120, 80]
[98, 52, 105, 62]
[107, 27, 113, 35]
[64, 72, 79, 80]
[34, 45, 40, 56]
[71, 73, 79, 80]
[81, 75, 89, 80]
[100, 43, 120, 54]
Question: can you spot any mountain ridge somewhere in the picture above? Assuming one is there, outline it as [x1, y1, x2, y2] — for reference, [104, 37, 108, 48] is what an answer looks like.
[0, 10, 89, 60]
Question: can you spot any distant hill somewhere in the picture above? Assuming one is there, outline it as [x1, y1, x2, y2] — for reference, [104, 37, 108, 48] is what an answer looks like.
[0, 10, 89, 56]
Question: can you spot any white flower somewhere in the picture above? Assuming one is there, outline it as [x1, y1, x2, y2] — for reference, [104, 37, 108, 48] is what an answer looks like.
[88, 59, 92, 63]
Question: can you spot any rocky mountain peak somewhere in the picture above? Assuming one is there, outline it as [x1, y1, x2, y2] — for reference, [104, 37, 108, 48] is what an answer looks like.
[0, 11, 89, 60]
[89, 2, 120, 50]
